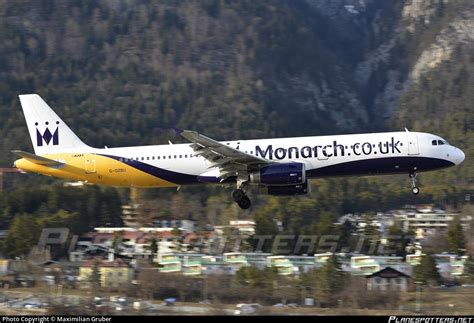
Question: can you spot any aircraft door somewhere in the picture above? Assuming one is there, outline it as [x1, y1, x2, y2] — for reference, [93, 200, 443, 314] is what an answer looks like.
[85, 154, 96, 173]
[407, 134, 420, 155]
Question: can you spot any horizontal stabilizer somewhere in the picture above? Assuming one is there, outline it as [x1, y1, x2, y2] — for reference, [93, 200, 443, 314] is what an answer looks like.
[12, 150, 64, 166]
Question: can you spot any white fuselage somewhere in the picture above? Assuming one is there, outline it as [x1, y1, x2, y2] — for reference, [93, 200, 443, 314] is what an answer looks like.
[87, 131, 464, 186]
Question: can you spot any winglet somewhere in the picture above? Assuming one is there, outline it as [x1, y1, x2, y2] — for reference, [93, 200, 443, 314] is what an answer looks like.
[405, 128, 409, 132]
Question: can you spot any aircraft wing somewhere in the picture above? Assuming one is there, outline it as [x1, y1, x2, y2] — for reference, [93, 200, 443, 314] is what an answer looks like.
[177, 129, 271, 181]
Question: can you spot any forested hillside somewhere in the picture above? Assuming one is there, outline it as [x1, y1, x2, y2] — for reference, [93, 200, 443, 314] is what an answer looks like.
[0, 0, 472, 234]
[0, 0, 371, 158]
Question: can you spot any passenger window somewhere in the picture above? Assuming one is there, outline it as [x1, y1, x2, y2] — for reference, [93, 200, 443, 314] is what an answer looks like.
[163, 156, 166, 159]
[141, 157, 144, 161]
[185, 154, 188, 158]
[157, 156, 160, 160]
[179, 155, 182, 158]
[147, 157, 149, 160]
[432, 140, 437, 146]
[169, 156, 171, 159]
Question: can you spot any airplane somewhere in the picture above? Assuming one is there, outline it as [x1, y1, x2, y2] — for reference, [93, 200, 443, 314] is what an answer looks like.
[13, 94, 465, 209]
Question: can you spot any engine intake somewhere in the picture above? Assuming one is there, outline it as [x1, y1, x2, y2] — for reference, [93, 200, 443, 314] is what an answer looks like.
[250, 162, 305, 186]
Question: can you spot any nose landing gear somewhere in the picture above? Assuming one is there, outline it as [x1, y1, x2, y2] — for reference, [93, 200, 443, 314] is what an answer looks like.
[409, 171, 420, 195]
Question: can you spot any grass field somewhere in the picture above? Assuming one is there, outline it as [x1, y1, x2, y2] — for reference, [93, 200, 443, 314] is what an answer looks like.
[2, 286, 473, 315]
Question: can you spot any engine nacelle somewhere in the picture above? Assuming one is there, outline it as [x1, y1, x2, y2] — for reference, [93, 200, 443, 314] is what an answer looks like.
[259, 180, 311, 196]
[250, 163, 306, 186]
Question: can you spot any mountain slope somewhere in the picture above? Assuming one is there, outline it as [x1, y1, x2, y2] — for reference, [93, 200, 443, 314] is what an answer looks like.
[0, 0, 471, 197]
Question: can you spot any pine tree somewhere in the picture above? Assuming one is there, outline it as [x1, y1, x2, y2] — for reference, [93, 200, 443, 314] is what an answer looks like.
[462, 256, 474, 284]
[149, 237, 158, 262]
[446, 218, 466, 255]
[413, 254, 441, 286]
[316, 212, 335, 237]
[90, 258, 102, 289]
[361, 215, 381, 255]
[2, 214, 40, 258]
[338, 220, 356, 252]
[385, 223, 411, 257]
[314, 254, 348, 306]
[111, 232, 123, 253]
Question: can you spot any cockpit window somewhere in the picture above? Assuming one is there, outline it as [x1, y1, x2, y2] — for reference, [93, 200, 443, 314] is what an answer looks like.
[432, 140, 437, 146]
[437, 140, 445, 145]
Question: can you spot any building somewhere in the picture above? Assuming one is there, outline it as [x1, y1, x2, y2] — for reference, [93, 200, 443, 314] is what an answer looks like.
[287, 255, 316, 274]
[154, 219, 196, 233]
[350, 256, 381, 275]
[392, 205, 471, 239]
[366, 267, 410, 292]
[69, 228, 185, 262]
[406, 253, 424, 266]
[121, 203, 141, 227]
[349, 255, 411, 276]
[338, 205, 472, 241]
[223, 252, 248, 268]
[181, 255, 203, 276]
[79, 257, 134, 288]
[314, 253, 334, 265]
[228, 220, 256, 235]
[214, 220, 256, 236]
[244, 253, 272, 270]
[0, 259, 8, 275]
[266, 256, 294, 275]
[433, 253, 468, 278]
[157, 254, 181, 273]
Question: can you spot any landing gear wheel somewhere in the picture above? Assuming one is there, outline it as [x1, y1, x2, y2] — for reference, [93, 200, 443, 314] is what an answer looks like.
[409, 171, 420, 195]
[231, 189, 245, 202]
[237, 196, 251, 210]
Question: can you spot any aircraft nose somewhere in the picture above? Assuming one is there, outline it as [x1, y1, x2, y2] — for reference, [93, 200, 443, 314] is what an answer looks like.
[453, 147, 465, 165]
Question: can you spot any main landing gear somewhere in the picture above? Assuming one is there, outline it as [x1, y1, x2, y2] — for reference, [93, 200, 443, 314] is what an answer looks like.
[409, 171, 420, 195]
[231, 188, 251, 210]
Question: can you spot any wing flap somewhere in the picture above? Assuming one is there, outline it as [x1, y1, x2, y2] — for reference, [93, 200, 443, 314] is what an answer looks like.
[180, 130, 268, 165]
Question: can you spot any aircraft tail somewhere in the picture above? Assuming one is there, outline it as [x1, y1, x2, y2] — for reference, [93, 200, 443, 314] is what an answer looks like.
[18, 94, 90, 155]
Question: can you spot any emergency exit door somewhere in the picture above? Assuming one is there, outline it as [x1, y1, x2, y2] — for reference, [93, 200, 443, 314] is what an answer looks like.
[85, 154, 96, 173]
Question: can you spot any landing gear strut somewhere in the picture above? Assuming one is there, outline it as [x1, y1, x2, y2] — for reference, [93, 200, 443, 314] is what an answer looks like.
[409, 171, 420, 195]
[231, 188, 251, 210]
